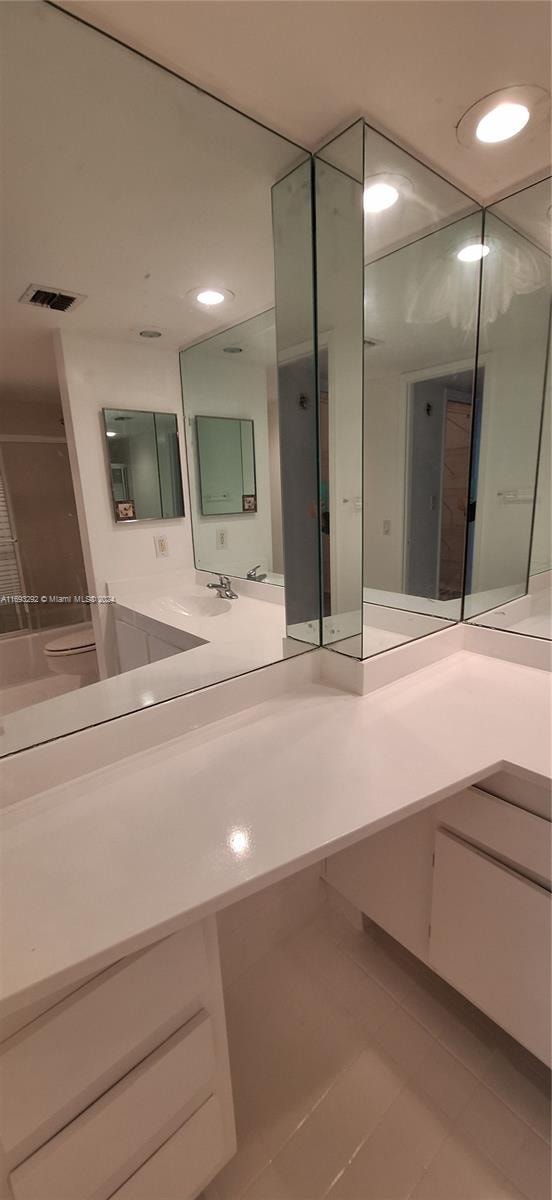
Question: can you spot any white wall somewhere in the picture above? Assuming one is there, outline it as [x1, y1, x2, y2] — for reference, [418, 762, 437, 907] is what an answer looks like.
[180, 351, 274, 578]
[56, 333, 193, 676]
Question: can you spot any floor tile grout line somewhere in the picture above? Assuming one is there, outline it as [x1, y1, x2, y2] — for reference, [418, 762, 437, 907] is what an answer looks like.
[239, 1043, 370, 1198]
[337, 930, 551, 1147]
[226, 908, 550, 1200]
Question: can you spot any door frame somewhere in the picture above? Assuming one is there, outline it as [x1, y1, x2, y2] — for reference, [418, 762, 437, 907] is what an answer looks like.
[400, 355, 487, 596]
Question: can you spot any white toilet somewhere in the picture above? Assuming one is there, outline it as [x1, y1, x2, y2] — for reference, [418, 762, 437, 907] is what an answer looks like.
[44, 624, 98, 687]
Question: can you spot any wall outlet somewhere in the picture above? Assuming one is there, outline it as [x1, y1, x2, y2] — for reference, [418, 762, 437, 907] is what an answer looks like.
[154, 534, 169, 557]
[216, 527, 228, 550]
[383, 519, 391, 535]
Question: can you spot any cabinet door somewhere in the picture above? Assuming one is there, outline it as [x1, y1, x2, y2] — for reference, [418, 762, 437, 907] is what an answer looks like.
[146, 634, 179, 663]
[115, 621, 148, 672]
[430, 830, 551, 1066]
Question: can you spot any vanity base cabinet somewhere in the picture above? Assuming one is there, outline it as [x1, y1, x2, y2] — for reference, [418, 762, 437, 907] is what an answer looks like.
[0, 918, 236, 1200]
[114, 619, 184, 671]
[323, 774, 551, 1065]
[430, 830, 551, 1066]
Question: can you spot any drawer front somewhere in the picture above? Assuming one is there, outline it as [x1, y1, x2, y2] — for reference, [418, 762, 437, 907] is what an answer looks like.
[439, 786, 552, 887]
[110, 1096, 224, 1200]
[430, 830, 551, 1066]
[9, 1013, 215, 1200]
[1, 925, 208, 1165]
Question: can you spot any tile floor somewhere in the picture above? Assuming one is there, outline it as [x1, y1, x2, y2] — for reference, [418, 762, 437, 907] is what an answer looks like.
[208, 907, 551, 1200]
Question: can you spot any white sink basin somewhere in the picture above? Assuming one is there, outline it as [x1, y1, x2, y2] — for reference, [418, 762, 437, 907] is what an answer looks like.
[159, 595, 232, 619]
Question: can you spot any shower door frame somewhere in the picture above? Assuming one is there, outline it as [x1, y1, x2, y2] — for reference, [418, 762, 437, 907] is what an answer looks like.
[0, 442, 30, 636]
[0, 433, 72, 639]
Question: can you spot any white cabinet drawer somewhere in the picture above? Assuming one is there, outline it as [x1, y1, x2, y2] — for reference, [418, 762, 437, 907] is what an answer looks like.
[430, 830, 551, 1066]
[9, 1013, 215, 1200]
[439, 786, 552, 887]
[110, 1096, 224, 1200]
[1, 925, 208, 1164]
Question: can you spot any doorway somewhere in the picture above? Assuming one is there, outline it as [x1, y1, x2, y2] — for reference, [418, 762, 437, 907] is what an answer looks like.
[404, 368, 483, 601]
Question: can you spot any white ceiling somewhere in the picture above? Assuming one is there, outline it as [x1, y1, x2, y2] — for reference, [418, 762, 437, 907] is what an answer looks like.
[1, 1, 550, 403]
[61, 0, 551, 202]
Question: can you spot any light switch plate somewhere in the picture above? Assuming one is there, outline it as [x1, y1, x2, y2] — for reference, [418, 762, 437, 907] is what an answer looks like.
[216, 528, 228, 549]
[154, 534, 169, 557]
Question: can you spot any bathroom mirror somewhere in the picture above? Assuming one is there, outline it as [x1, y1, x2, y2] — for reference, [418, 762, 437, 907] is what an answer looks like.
[467, 178, 551, 640]
[315, 119, 481, 659]
[196, 417, 256, 517]
[103, 409, 184, 522]
[0, 0, 318, 756]
[180, 311, 286, 585]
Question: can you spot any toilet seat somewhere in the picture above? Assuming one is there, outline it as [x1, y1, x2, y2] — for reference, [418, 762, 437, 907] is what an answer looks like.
[44, 626, 95, 656]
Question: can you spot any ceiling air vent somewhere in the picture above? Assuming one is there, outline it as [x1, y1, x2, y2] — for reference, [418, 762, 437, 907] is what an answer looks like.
[18, 284, 86, 313]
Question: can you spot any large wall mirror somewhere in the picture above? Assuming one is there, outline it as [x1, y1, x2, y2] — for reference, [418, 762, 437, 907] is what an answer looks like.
[315, 120, 481, 659]
[0, 0, 318, 756]
[466, 177, 551, 641]
[181, 311, 284, 584]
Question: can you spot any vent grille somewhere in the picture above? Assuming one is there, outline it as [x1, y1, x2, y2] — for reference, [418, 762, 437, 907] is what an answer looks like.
[19, 284, 86, 313]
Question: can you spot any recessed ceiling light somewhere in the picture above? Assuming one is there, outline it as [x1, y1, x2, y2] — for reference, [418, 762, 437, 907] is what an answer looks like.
[456, 85, 549, 148]
[106, 430, 116, 437]
[139, 328, 162, 338]
[457, 243, 490, 262]
[187, 286, 235, 309]
[476, 102, 530, 143]
[196, 289, 225, 306]
[363, 182, 399, 213]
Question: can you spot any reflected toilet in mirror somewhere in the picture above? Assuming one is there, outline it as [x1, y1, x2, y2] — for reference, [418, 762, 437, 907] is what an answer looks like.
[0, 0, 318, 756]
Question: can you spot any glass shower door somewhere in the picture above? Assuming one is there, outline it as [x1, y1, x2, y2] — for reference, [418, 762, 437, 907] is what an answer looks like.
[0, 459, 28, 635]
[0, 440, 88, 633]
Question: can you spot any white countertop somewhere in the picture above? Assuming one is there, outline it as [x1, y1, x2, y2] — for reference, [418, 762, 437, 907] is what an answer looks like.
[1, 648, 550, 1016]
[0, 573, 303, 757]
[471, 576, 552, 641]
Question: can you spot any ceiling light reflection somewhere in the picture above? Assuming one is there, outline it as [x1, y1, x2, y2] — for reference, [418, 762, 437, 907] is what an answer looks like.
[457, 243, 490, 263]
[228, 827, 251, 858]
[363, 183, 399, 213]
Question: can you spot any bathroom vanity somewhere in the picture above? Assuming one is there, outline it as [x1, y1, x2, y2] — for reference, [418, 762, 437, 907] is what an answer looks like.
[0, 921, 235, 1200]
[111, 569, 296, 677]
[1, 636, 550, 1200]
[325, 772, 551, 1066]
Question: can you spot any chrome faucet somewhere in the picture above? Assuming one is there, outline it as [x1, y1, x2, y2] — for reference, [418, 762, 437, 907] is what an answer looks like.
[247, 564, 267, 582]
[207, 574, 238, 599]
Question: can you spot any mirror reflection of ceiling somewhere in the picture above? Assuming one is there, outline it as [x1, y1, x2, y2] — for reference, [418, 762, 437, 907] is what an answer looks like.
[488, 178, 552, 254]
[0, 2, 306, 401]
[185, 310, 276, 367]
[363, 208, 550, 378]
[319, 120, 477, 261]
